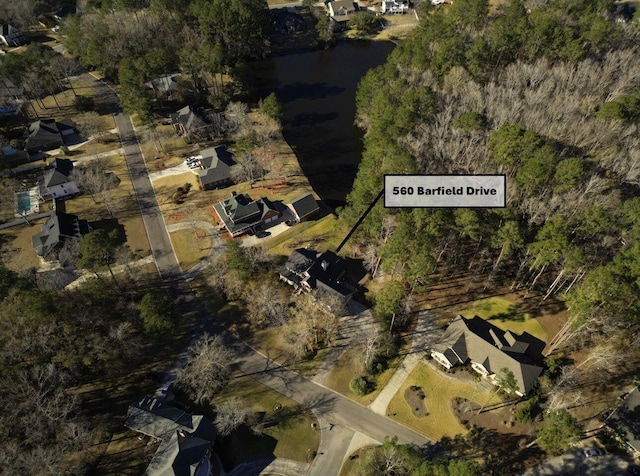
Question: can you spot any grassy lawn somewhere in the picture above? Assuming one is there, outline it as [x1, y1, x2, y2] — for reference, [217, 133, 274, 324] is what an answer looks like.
[387, 362, 501, 440]
[248, 326, 333, 378]
[324, 347, 401, 406]
[137, 124, 195, 167]
[456, 296, 548, 342]
[266, 214, 345, 258]
[213, 376, 319, 465]
[64, 154, 151, 257]
[170, 228, 212, 271]
[0, 215, 51, 271]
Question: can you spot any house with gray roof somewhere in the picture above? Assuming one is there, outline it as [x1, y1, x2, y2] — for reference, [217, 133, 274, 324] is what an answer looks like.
[212, 192, 282, 237]
[0, 24, 26, 47]
[171, 105, 209, 138]
[125, 396, 217, 476]
[38, 158, 80, 201]
[197, 145, 235, 190]
[287, 194, 320, 222]
[279, 248, 354, 302]
[431, 315, 545, 396]
[32, 211, 91, 258]
[23, 118, 78, 155]
[145, 73, 182, 99]
[24, 119, 63, 154]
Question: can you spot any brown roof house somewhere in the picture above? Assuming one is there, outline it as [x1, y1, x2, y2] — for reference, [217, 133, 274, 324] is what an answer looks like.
[197, 145, 235, 191]
[37, 158, 80, 201]
[431, 315, 545, 396]
[125, 396, 217, 476]
[605, 387, 640, 456]
[287, 194, 320, 222]
[32, 211, 91, 259]
[279, 248, 354, 302]
[212, 192, 282, 237]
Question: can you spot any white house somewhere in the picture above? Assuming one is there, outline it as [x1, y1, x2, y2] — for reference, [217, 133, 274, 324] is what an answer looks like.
[381, 0, 409, 14]
[37, 158, 80, 201]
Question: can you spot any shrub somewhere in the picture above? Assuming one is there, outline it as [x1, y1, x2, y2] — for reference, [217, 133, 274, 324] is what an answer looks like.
[350, 376, 373, 396]
[74, 95, 95, 112]
[453, 111, 487, 132]
[515, 396, 539, 424]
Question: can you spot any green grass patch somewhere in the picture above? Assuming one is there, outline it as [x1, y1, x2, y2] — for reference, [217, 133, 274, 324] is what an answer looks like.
[387, 362, 500, 440]
[324, 347, 399, 406]
[249, 326, 333, 378]
[266, 214, 345, 257]
[213, 376, 319, 464]
[170, 228, 212, 271]
[456, 296, 547, 342]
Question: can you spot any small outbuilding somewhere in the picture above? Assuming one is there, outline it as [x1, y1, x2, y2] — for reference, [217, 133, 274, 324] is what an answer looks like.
[287, 193, 320, 222]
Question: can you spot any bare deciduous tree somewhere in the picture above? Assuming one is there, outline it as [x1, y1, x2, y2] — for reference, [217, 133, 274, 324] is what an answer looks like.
[176, 333, 232, 404]
[215, 397, 249, 436]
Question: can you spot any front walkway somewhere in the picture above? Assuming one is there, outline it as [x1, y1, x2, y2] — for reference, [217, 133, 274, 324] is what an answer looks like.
[368, 310, 442, 416]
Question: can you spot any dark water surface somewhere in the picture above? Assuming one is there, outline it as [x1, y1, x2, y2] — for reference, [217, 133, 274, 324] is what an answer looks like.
[252, 40, 395, 206]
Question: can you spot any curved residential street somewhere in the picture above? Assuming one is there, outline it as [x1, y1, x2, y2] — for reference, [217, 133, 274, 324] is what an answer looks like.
[94, 73, 431, 475]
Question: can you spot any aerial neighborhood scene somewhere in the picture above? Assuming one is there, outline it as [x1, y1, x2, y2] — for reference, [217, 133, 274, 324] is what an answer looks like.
[1, 0, 640, 475]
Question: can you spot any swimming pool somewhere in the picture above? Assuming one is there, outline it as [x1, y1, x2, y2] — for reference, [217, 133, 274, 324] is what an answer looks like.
[16, 192, 31, 214]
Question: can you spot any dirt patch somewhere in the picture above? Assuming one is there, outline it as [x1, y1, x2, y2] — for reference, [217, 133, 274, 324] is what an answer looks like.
[404, 385, 428, 417]
[453, 398, 537, 438]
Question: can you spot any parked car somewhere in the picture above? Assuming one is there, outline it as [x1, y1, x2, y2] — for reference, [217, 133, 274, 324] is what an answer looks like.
[255, 230, 271, 239]
[583, 448, 604, 458]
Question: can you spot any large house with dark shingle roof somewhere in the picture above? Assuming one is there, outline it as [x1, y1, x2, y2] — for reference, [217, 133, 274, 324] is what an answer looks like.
[279, 248, 354, 302]
[212, 192, 282, 237]
[24, 119, 63, 154]
[31, 211, 91, 258]
[125, 396, 216, 476]
[197, 145, 235, 190]
[23, 118, 78, 155]
[431, 315, 545, 396]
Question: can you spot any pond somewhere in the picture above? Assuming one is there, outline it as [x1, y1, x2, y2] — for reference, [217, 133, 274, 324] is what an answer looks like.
[252, 40, 395, 207]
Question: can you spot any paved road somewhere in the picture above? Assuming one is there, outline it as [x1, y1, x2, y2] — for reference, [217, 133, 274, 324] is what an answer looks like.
[95, 72, 431, 474]
[523, 448, 633, 475]
[230, 338, 430, 476]
[83, 73, 182, 280]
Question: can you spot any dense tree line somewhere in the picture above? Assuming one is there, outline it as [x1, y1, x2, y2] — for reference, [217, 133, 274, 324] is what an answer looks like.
[61, 0, 271, 117]
[0, 265, 159, 473]
[345, 0, 640, 368]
